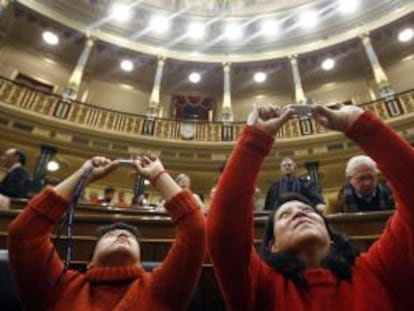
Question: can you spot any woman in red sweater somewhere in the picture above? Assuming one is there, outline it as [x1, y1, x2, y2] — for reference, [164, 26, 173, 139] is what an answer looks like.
[207, 103, 414, 310]
[8, 154, 206, 311]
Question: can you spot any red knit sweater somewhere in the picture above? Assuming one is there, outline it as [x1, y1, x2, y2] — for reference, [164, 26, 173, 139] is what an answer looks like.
[207, 111, 414, 310]
[8, 188, 206, 311]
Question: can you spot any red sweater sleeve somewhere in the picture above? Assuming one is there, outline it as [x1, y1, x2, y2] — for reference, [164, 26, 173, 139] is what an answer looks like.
[207, 126, 274, 310]
[7, 187, 70, 309]
[151, 189, 206, 310]
[346, 111, 414, 301]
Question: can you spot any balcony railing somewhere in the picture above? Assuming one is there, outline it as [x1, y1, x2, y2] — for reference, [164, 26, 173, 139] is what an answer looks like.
[0, 76, 413, 142]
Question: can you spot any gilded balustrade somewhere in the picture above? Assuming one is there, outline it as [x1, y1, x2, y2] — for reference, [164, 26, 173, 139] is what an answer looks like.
[0, 76, 413, 142]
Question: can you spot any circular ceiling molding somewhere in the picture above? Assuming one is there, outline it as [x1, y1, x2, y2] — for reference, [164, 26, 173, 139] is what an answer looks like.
[141, 0, 321, 17]
[15, 0, 414, 62]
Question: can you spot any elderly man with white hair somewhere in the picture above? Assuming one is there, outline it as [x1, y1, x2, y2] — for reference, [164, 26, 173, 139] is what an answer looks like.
[338, 155, 394, 212]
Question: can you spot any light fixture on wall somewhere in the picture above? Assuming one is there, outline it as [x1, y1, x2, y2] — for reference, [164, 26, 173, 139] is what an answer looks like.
[47, 160, 60, 172]
[321, 58, 335, 71]
[120, 60, 134, 72]
[398, 28, 414, 42]
[187, 22, 206, 40]
[299, 11, 318, 29]
[150, 15, 170, 34]
[338, 0, 359, 14]
[225, 23, 243, 40]
[110, 3, 133, 22]
[254, 72, 267, 83]
[260, 20, 279, 37]
[189, 72, 201, 83]
[42, 31, 59, 46]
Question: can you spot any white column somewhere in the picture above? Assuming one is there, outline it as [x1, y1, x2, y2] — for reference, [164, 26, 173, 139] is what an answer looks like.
[62, 36, 95, 101]
[0, 0, 10, 18]
[361, 33, 393, 98]
[289, 55, 306, 103]
[221, 62, 233, 122]
[147, 56, 165, 117]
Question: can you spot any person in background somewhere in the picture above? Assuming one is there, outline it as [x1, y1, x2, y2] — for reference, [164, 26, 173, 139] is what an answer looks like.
[207, 103, 414, 310]
[8, 155, 206, 310]
[337, 155, 394, 213]
[264, 156, 325, 211]
[117, 190, 129, 208]
[0, 148, 29, 209]
[99, 186, 116, 206]
[254, 187, 264, 211]
[131, 193, 149, 209]
[176, 173, 207, 213]
[88, 190, 100, 205]
[0, 148, 29, 198]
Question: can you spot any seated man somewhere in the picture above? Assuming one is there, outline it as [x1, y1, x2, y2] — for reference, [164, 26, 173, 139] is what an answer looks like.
[117, 190, 128, 208]
[176, 173, 206, 213]
[264, 157, 325, 211]
[8, 155, 206, 311]
[99, 185, 116, 206]
[337, 155, 394, 212]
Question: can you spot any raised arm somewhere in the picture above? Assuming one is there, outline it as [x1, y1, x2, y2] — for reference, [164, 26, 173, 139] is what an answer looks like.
[133, 155, 206, 310]
[207, 105, 294, 310]
[312, 104, 414, 303]
[7, 157, 118, 309]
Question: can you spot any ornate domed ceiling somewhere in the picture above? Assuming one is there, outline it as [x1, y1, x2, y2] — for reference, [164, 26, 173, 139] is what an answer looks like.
[14, 0, 414, 62]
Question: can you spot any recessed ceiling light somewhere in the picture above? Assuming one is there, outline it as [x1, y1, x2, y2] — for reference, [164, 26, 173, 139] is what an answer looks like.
[321, 58, 335, 71]
[150, 15, 170, 34]
[254, 72, 267, 83]
[225, 23, 243, 40]
[187, 22, 206, 40]
[47, 160, 60, 172]
[299, 11, 317, 29]
[189, 72, 201, 83]
[120, 60, 134, 72]
[398, 28, 414, 42]
[260, 20, 279, 36]
[110, 4, 133, 22]
[42, 31, 59, 45]
[339, 0, 359, 14]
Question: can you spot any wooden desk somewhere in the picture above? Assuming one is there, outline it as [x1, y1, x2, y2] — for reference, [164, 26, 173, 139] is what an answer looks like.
[326, 210, 392, 236]
[0, 209, 268, 240]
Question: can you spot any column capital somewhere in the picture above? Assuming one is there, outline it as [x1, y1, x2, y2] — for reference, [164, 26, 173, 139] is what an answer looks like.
[85, 31, 98, 42]
[288, 54, 298, 61]
[156, 56, 166, 67]
[360, 32, 372, 45]
[0, 0, 10, 7]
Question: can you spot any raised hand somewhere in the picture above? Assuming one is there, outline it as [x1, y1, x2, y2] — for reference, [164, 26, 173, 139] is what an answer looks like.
[134, 154, 165, 182]
[54, 156, 119, 200]
[81, 156, 119, 185]
[247, 104, 295, 137]
[311, 103, 364, 133]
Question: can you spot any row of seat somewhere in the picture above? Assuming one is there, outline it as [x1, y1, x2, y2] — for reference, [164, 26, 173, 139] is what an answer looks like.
[0, 249, 227, 311]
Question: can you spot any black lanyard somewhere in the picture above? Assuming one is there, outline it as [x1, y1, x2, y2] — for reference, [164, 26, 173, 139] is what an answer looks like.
[47, 167, 93, 287]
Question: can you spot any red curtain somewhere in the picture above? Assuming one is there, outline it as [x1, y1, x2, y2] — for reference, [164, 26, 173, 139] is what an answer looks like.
[172, 95, 215, 121]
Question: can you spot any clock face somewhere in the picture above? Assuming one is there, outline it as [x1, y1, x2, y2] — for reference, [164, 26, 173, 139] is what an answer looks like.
[181, 122, 196, 139]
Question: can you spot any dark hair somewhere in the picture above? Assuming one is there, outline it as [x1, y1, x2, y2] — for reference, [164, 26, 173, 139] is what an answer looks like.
[89, 222, 140, 261]
[104, 186, 116, 194]
[14, 149, 26, 166]
[260, 192, 360, 289]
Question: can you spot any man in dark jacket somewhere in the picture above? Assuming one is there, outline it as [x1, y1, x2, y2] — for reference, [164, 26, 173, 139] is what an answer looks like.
[264, 157, 325, 211]
[0, 148, 29, 198]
